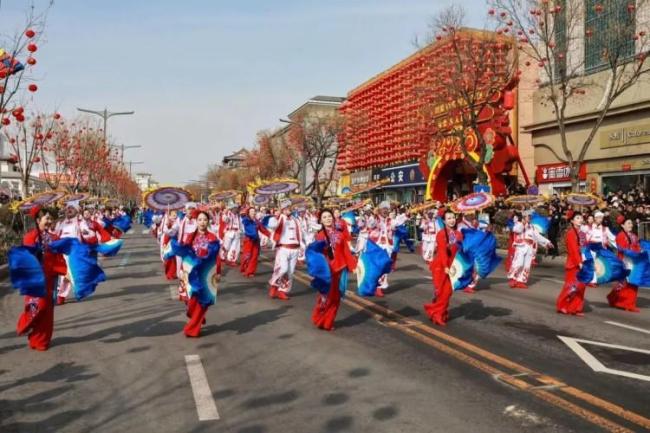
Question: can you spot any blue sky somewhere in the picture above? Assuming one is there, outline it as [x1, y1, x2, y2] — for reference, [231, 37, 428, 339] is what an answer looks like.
[1, 0, 486, 184]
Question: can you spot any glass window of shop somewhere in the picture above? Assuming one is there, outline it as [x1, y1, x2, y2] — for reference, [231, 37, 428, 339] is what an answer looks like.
[602, 172, 650, 195]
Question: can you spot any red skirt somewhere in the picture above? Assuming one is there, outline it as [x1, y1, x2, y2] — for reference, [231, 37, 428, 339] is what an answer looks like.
[184, 296, 208, 337]
[312, 270, 342, 331]
[240, 238, 260, 277]
[607, 281, 639, 312]
[16, 275, 56, 350]
[556, 268, 586, 314]
[164, 257, 177, 280]
[423, 266, 452, 325]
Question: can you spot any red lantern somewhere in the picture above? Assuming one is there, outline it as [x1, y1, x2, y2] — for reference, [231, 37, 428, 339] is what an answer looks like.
[27, 57, 36, 66]
[1, 118, 9, 126]
[28, 84, 38, 92]
[0, 85, 4, 94]
[27, 43, 38, 53]
[54, 112, 61, 120]
[16, 114, 25, 122]
[25, 29, 36, 38]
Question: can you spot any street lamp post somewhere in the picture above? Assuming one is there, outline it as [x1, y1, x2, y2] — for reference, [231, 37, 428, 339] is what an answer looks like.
[115, 144, 142, 163]
[77, 107, 135, 144]
[127, 161, 144, 177]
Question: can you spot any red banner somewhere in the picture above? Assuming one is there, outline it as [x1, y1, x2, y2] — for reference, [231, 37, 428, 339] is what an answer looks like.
[536, 163, 587, 184]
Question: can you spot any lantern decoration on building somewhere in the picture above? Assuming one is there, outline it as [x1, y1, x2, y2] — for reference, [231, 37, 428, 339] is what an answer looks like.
[337, 29, 527, 202]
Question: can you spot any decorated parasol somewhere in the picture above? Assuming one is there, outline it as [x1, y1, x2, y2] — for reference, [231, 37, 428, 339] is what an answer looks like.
[324, 196, 351, 208]
[505, 195, 547, 207]
[409, 201, 439, 214]
[143, 187, 193, 211]
[248, 178, 300, 196]
[564, 193, 602, 208]
[250, 194, 270, 206]
[61, 192, 91, 205]
[104, 198, 120, 208]
[344, 179, 390, 197]
[15, 190, 66, 212]
[290, 195, 313, 208]
[209, 190, 239, 202]
[450, 192, 495, 213]
[342, 199, 373, 213]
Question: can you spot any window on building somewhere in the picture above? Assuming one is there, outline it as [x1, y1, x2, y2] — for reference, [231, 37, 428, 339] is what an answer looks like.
[584, 0, 636, 73]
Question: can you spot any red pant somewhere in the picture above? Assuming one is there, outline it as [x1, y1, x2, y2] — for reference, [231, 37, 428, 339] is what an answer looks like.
[556, 268, 586, 314]
[312, 270, 342, 331]
[607, 281, 639, 311]
[164, 258, 177, 280]
[184, 296, 208, 337]
[240, 238, 260, 277]
[16, 276, 55, 350]
[423, 266, 452, 324]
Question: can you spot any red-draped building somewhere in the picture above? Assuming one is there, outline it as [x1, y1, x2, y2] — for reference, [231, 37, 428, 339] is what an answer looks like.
[338, 29, 528, 203]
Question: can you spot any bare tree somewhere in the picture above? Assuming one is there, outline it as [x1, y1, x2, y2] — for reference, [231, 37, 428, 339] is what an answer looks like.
[494, 0, 650, 190]
[286, 114, 343, 205]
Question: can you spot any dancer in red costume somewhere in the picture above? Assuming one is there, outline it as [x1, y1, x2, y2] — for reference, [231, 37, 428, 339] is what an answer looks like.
[311, 209, 357, 331]
[161, 210, 178, 280]
[424, 210, 463, 326]
[556, 213, 587, 316]
[607, 218, 642, 312]
[240, 206, 262, 278]
[16, 208, 65, 351]
[183, 210, 219, 337]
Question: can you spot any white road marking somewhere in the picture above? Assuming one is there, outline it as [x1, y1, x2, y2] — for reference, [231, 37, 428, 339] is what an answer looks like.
[142, 229, 150, 235]
[558, 335, 650, 382]
[185, 354, 220, 421]
[118, 252, 131, 269]
[503, 405, 546, 427]
[604, 321, 650, 335]
[170, 285, 177, 300]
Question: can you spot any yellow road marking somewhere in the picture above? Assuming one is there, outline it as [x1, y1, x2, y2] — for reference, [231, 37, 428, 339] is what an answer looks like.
[267, 259, 650, 433]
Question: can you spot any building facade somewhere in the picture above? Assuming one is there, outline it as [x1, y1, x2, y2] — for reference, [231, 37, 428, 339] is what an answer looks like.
[525, 1, 650, 195]
[273, 95, 345, 199]
[337, 30, 533, 203]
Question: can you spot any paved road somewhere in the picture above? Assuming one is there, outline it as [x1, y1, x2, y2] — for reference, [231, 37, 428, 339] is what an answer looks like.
[0, 227, 648, 433]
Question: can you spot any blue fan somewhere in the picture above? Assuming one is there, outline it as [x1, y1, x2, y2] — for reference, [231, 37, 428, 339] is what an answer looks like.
[49, 238, 106, 300]
[620, 248, 650, 288]
[531, 212, 550, 235]
[305, 241, 350, 296]
[356, 240, 392, 296]
[578, 245, 627, 285]
[449, 249, 475, 291]
[8, 246, 46, 297]
[305, 241, 331, 295]
[242, 216, 259, 241]
[112, 215, 132, 233]
[96, 238, 123, 257]
[461, 228, 502, 278]
[167, 239, 220, 306]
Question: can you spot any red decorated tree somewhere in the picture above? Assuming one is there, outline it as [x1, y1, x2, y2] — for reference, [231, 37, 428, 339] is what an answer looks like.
[415, 5, 519, 195]
[3, 111, 58, 196]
